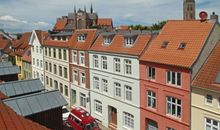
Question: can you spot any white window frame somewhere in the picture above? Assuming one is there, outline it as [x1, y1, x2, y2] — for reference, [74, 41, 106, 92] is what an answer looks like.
[114, 82, 121, 97]
[93, 55, 99, 68]
[166, 71, 181, 87]
[123, 112, 134, 129]
[147, 67, 155, 80]
[40, 60, 43, 68]
[93, 77, 100, 90]
[125, 85, 132, 101]
[205, 94, 213, 105]
[166, 96, 181, 118]
[114, 58, 120, 72]
[205, 118, 220, 130]
[124, 37, 134, 47]
[147, 91, 156, 109]
[79, 52, 85, 66]
[124, 59, 132, 75]
[77, 35, 86, 42]
[101, 56, 107, 70]
[103, 37, 111, 45]
[80, 72, 85, 86]
[73, 70, 78, 84]
[72, 50, 77, 64]
[166, 127, 175, 130]
[80, 93, 86, 108]
[102, 79, 108, 93]
[94, 100, 102, 114]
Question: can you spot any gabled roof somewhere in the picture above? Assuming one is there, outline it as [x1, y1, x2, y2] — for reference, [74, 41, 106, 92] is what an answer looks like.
[44, 39, 69, 48]
[69, 29, 98, 50]
[0, 65, 20, 76]
[18, 32, 32, 49]
[90, 30, 153, 56]
[0, 79, 44, 98]
[0, 100, 49, 130]
[0, 62, 12, 68]
[53, 18, 67, 31]
[3, 90, 68, 116]
[192, 41, 220, 92]
[22, 47, 31, 62]
[97, 18, 113, 26]
[140, 20, 215, 68]
[34, 30, 48, 44]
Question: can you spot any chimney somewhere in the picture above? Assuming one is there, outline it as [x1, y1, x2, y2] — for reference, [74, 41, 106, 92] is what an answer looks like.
[210, 12, 219, 22]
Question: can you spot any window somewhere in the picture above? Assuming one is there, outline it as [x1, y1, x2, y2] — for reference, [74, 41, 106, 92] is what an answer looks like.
[218, 97, 220, 108]
[77, 34, 86, 42]
[49, 48, 51, 57]
[166, 127, 175, 130]
[41, 74, 43, 82]
[205, 118, 220, 130]
[37, 72, 39, 78]
[59, 49, 62, 59]
[45, 47, 47, 56]
[53, 48, 56, 58]
[40, 47, 42, 54]
[166, 71, 181, 86]
[125, 85, 132, 101]
[80, 52, 85, 65]
[40, 60, 43, 68]
[37, 59, 39, 67]
[93, 55, 99, 68]
[54, 64, 57, 74]
[63, 49, 67, 60]
[50, 78, 52, 87]
[94, 100, 102, 114]
[178, 42, 186, 49]
[80, 93, 86, 108]
[32, 46, 34, 52]
[147, 67, 155, 80]
[161, 41, 169, 48]
[73, 70, 78, 83]
[72, 50, 77, 64]
[102, 79, 108, 93]
[46, 76, 49, 85]
[93, 77, 99, 90]
[36, 46, 38, 53]
[206, 94, 213, 104]
[33, 58, 35, 65]
[147, 91, 156, 108]
[114, 58, 120, 72]
[65, 85, 68, 96]
[114, 82, 121, 97]
[101, 56, 107, 70]
[54, 80, 58, 89]
[59, 66, 62, 76]
[49, 63, 52, 72]
[45, 62, 48, 71]
[125, 60, 132, 75]
[64, 67, 68, 79]
[103, 37, 111, 45]
[60, 83, 63, 93]
[80, 72, 85, 85]
[166, 96, 181, 118]
[123, 112, 134, 129]
[124, 37, 134, 47]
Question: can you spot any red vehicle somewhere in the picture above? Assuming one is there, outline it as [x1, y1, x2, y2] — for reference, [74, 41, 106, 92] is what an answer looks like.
[67, 107, 100, 130]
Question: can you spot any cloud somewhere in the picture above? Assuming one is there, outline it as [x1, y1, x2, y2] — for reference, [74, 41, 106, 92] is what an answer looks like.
[0, 15, 52, 33]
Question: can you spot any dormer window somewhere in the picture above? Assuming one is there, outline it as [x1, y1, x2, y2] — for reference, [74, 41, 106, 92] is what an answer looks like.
[77, 34, 86, 42]
[103, 37, 111, 45]
[161, 41, 169, 48]
[179, 42, 186, 49]
[124, 37, 134, 47]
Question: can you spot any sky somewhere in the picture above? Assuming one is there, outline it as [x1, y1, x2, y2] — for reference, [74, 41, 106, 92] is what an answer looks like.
[0, 0, 219, 33]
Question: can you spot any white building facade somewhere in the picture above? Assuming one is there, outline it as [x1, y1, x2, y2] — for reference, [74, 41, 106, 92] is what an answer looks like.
[29, 30, 45, 84]
[89, 52, 141, 130]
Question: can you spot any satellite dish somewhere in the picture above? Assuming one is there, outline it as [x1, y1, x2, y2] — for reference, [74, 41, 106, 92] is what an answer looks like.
[199, 11, 208, 21]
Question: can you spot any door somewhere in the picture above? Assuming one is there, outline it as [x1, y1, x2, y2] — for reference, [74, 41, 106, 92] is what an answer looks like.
[111, 107, 117, 125]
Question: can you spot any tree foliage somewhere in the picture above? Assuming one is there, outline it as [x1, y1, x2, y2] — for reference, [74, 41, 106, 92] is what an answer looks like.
[128, 21, 166, 31]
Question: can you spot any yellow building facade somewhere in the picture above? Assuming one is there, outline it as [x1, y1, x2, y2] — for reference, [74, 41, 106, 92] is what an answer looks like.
[15, 55, 23, 80]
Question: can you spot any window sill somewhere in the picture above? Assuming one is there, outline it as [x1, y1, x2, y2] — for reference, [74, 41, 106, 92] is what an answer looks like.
[122, 125, 133, 130]
[166, 83, 181, 88]
[166, 114, 181, 121]
[146, 107, 157, 111]
[94, 112, 103, 117]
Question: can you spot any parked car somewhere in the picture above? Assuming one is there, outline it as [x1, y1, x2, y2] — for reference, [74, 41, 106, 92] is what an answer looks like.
[62, 106, 70, 121]
[67, 107, 100, 130]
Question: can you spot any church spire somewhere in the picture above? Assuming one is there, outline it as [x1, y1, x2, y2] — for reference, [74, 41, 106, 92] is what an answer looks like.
[90, 3, 93, 13]
[183, 0, 195, 20]
[84, 5, 86, 13]
[74, 5, 76, 13]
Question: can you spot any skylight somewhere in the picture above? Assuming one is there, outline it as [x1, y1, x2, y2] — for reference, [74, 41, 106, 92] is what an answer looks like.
[103, 36, 111, 45]
[77, 34, 86, 42]
[161, 41, 169, 48]
[124, 37, 134, 47]
[179, 42, 186, 49]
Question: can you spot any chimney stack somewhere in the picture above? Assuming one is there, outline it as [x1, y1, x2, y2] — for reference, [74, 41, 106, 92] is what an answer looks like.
[210, 12, 219, 22]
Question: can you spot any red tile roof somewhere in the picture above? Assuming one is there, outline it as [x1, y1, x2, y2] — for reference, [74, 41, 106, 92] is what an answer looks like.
[90, 32, 153, 56]
[0, 100, 50, 130]
[0, 39, 10, 49]
[35, 30, 48, 44]
[192, 41, 220, 92]
[69, 29, 97, 50]
[97, 18, 113, 26]
[53, 18, 67, 31]
[4, 48, 12, 54]
[44, 39, 69, 48]
[22, 47, 31, 63]
[140, 20, 214, 68]
[18, 32, 32, 49]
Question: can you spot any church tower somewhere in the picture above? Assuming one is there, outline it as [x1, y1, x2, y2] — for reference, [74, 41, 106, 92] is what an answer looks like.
[183, 0, 196, 20]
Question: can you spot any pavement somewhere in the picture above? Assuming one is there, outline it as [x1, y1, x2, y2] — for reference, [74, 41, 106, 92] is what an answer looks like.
[98, 123, 111, 130]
